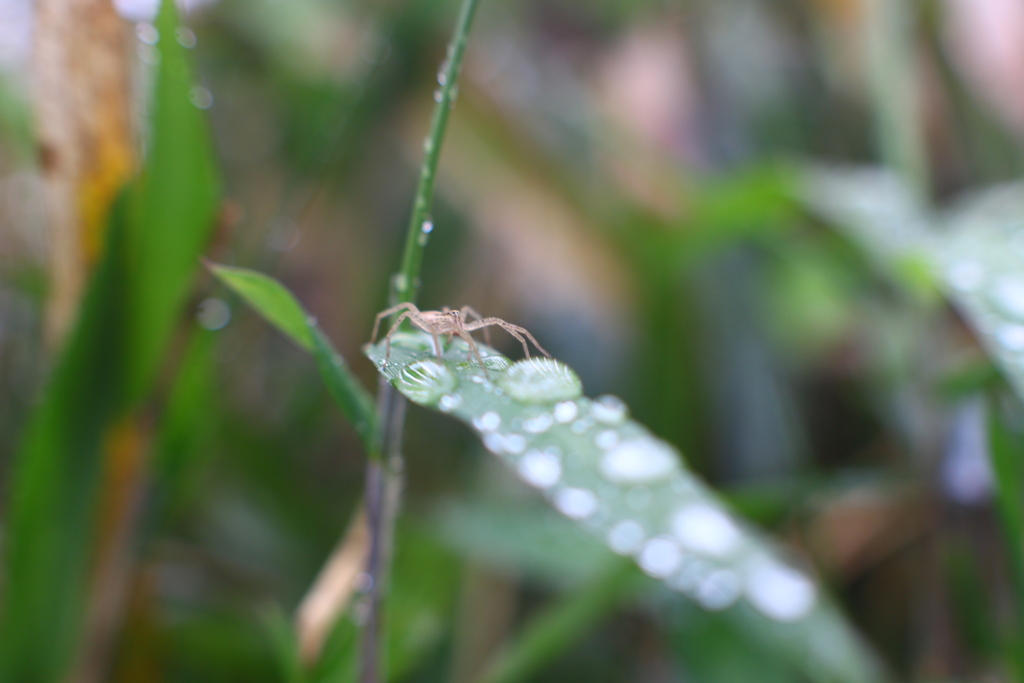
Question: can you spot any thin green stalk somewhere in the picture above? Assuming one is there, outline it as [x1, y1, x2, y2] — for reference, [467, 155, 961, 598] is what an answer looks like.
[360, 1, 483, 681]
[394, 0, 481, 305]
[863, 0, 929, 202]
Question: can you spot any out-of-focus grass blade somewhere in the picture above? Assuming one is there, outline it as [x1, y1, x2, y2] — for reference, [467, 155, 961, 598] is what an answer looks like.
[365, 335, 886, 683]
[987, 395, 1024, 677]
[478, 561, 640, 683]
[123, 0, 220, 401]
[210, 263, 377, 449]
[0, 214, 130, 683]
[309, 524, 460, 682]
[801, 167, 1024, 402]
[1, 2, 220, 679]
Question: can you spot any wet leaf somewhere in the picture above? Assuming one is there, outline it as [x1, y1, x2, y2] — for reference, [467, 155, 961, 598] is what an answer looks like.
[365, 334, 885, 683]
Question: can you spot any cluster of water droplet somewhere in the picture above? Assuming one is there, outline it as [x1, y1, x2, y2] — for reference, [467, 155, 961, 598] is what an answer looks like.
[134, 19, 212, 110]
[365, 333, 819, 624]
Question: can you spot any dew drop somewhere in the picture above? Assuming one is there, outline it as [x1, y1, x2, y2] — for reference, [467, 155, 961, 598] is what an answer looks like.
[607, 520, 645, 555]
[523, 413, 553, 434]
[996, 323, 1024, 352]
[570, 419, 592, 435]
[595, 429, 619, 449]
[592, 395, 628, 425]
[553, 401, 578, 423]
[992, 277, 1024, 318]
[306, 315, 318, 327]
[438, 394, 462, 412]
[396, 359, 457, 405]
[196, 297, 230, 330]
[695, 570, 741, 611]
[138, 43, 160, 65]
[421, 220, 434, 234]
[190, 86, 213, 109]
[745, 560, 816, 622]
[473, 411, 501, 432]
[553, 487, 598, 520]
[498, 358, 583, 403]
[433, 88, 443, 102]
[599, 438, 678, 484]
[946, 260, 984, 292]
[517, 450, 561, 488]
[417, 232, 429, 246]
[136, 22, 159, 44]
[667, 557, 712, 593]
[175, 26, 197, 48]
[503, 433, 527, 454]
[670, 504, 740, 557]
[484, 432, 505, 453]
[637, 537, 684, 578]
[423, 138, 433, 153]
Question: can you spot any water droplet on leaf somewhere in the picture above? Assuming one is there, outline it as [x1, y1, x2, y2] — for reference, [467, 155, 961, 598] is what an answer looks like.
[396, 359, 457, 405]
[498, 358, 583, 403]
[517, 450, 561, 488]
[638, 537, 684, 578]
[553, 487, 598, 519]
[599, 438, 678, 484]
[745, 560, 816, 622]
[670, 504, 740, 557]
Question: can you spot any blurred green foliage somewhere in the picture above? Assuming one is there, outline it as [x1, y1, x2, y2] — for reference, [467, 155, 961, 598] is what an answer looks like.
[3, 0, 1024, 681]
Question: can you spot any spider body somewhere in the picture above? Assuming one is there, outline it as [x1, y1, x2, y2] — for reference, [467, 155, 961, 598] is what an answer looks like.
[370, 303, 549, 369]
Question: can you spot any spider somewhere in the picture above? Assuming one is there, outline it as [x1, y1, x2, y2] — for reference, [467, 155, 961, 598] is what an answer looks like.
[370, 303, 549, 369]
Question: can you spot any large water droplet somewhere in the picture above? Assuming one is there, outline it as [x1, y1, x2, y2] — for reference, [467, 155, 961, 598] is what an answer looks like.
[946, 260, 984, 292]
[607, 519, 645, 555]
[438, 394, 462, 412]
[396, 359, 457, 405]
[992, 277, 1024, 318]
[745, 560, 816, 622]
[190, 86, 213, 109]
[996, 323, 1024, 352]
[599, 438, 678, 484]
[592, 395, 628, 425]
[517, 449, 561, 488]
[136, 22, 159, 44]
[523, 413, 553, 433]
[670, 504, 740, 557]
[553, 487, 598, 520]
[503, 433, 527, 454]
[595, 429, 619, 449]
[553, 400, 578, 423]
[175, 26, 197, 48]
[473, 411, 501, 432]
[695, 569, 741, 611]
[498, 358, 583, 403]
[637, 537, 684, 578]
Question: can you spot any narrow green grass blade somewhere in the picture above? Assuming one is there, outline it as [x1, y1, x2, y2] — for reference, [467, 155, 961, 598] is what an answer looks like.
[124, 0, 220, 401]
[478, 561, 640, 683]
[365, 335, 886, 683]
[208, 264, 315, 350]
[0, 210, 130, 683]
[211, 263, 377, 448]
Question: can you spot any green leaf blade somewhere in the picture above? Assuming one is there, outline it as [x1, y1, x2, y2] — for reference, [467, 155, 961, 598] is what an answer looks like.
[211, 263, 377, 448]
[365, 335, 885, 683]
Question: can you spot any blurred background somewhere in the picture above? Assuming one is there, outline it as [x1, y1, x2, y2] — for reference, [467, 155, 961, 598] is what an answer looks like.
[3, 0, 1024, 680]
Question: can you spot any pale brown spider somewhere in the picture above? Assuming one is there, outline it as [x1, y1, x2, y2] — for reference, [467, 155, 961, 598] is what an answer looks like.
[370, 303, 549, 368]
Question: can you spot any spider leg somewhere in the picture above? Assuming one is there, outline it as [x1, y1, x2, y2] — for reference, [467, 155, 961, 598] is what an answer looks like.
[460, 306, 491, 345]
[370, 303, 419, 344]
[381, 311, 413, 366]
[455, 329, 488, 377]
[465, 318, 550, 359]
